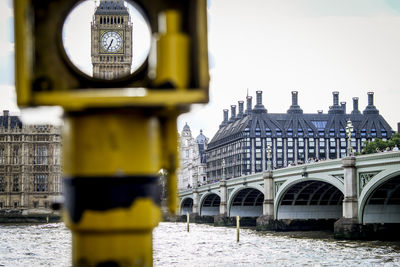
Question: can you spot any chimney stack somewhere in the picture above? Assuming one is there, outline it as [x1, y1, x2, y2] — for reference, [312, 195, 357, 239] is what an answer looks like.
[256, 91, 262, 106]
[253, 90, 266, 112]
[223, 109, 229, 122]
[292, 91, 298, 106]
[287, 91, 303, 114]
[237, 101, 244, 118]
[219, 109, 229, 128]
[340, 102, 346, 113]
[368, 92, 374, 106]
[333, 91, 339, 106]
[230, 105, 236, 121]
[329, 91, 344, 114]
[246, 96, 252, 114]
[351, 97, 360, 114]
[363, 92, 379, 114]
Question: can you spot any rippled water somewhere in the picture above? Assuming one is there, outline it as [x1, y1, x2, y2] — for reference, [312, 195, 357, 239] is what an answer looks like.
[0, 222, 399, 266]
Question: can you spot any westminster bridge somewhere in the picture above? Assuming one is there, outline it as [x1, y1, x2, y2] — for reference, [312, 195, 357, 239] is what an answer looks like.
[179, 151, 400, 239]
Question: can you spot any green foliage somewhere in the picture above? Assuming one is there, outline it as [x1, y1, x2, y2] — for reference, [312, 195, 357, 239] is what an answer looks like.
[363, 133, 400, 154]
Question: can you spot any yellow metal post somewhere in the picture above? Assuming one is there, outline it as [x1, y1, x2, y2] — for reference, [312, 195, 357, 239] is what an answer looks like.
[13, 1, 209, 265]
[62, 109, 163, 266]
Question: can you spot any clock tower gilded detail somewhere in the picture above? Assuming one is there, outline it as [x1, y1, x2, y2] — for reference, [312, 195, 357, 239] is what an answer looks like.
[91, 0, 132, 80]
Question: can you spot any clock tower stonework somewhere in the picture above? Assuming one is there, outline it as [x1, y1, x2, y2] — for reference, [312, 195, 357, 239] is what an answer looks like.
[91, 0, 132, 80]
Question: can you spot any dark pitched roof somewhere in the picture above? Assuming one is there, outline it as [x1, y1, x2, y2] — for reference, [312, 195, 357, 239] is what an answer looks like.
[95, 0, 129, 15]
[207, 91, 393, 150]
[0, 113, 22, 130]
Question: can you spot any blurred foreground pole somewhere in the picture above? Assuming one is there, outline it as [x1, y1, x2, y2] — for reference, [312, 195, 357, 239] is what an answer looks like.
[63, 110, 163, 265]
[14, 0, 209, 265]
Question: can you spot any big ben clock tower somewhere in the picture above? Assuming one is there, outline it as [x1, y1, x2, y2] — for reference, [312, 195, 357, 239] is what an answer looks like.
[91, 0, 132, 80]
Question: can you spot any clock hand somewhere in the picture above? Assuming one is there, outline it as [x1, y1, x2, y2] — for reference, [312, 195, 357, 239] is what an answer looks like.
[107, 39, 114, 50]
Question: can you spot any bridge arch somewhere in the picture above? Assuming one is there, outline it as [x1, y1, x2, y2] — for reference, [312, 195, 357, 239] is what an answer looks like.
[360, 170, 400, 224]
[275, 178, 344, 220]
[180, 197, 193, 215]
[228, 186, 264, 217]
[199, 193, 221, 216]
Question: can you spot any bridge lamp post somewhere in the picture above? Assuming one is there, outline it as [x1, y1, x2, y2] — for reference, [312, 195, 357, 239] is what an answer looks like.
[266, 144, 272, 171]
[345, 120, 354, 157]
[222, 158, 226, 181]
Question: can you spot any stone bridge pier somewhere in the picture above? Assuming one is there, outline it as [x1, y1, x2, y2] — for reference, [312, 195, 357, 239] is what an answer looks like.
[333, 157, 360, 238]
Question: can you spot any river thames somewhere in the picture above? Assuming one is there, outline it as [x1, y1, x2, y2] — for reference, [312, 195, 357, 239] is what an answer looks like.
[0, 222, 399, 266]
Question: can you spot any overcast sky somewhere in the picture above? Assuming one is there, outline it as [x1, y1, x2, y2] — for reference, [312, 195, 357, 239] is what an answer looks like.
[1, 0, 400, 137]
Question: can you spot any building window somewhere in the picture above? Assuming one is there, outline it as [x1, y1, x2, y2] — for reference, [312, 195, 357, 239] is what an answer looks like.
[298, 148, 304, 159]
[255, 138, 261, 147]
[330, 138, 336, 147]
[287, 138, 293, 147]
[329, 148, 336, 159]
[34, 174, 48, 192]
[255, 148, 262, 159]
[298, 138, 304, 147]
[12, 174, 19, 192]
[255, 160, 262, 172]
[277, 138, 283, 147]
[13, 202, 18, 209]
[340, 138, 346, 148]
[44, 202, 48, 209]
[0, 202, 3, 209]
[319, 138, 325, 147]
[33, 201, 39, 208]
[0, 175, 4, 192]
[287, 149, 294, 159]
[309, 138, 315, 147]
[0, 146, 4, 164]
[351, 140, 357, 149]
[277, 148, 283, 159]
[34, 145, 48, 165]
[13, 146, 19, 164]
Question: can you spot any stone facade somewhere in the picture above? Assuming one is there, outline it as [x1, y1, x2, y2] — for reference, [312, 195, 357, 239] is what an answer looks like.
[91, 0, 132, 79]
[0, 111, 62, 215]
[178, 123, 208, 190]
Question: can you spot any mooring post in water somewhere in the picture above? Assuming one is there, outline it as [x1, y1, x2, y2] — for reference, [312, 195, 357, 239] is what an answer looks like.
[236, 216, 240, 242]
[187, 212, 190, 232]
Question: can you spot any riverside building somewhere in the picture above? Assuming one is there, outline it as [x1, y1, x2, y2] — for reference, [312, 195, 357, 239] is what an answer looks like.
[0, 111, 62, 216]
[178, 123, 209, 190]
[206, 91, 393, 180]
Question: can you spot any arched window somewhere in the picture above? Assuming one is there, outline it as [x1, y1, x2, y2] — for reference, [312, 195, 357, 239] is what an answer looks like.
[100, 17, 102, 24]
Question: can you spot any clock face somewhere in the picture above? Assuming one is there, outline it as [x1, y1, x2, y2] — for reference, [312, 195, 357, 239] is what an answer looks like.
[101, 31, 123, 53]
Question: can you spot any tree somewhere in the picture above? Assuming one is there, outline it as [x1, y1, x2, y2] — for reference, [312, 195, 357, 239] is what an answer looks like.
[363, 133, 400, 154]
